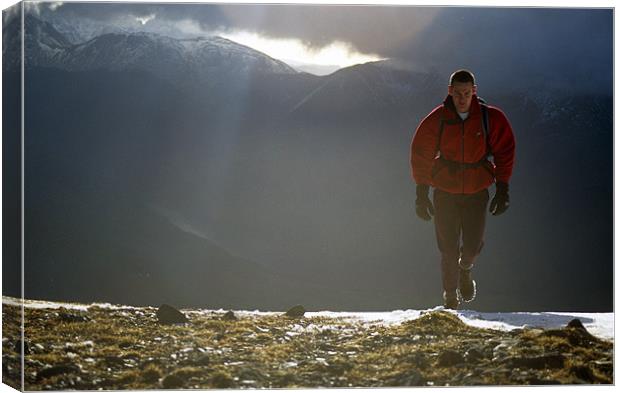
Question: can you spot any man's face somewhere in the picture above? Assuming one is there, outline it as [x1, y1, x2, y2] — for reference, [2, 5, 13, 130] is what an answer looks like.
[448, 82, 477, 113]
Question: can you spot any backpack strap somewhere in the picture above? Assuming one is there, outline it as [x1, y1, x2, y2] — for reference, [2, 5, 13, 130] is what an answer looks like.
[435, 117, 445, 158]
[478, 97, 492, 159]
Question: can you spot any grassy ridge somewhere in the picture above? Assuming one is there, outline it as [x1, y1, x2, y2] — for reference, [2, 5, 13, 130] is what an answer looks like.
[2, 302, 613, 389]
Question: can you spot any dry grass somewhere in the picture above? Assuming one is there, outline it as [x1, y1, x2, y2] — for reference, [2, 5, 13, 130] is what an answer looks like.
[2, 303, 613, 390]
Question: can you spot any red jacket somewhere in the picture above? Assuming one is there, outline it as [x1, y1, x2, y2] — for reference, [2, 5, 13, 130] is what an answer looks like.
[410, 95, 515, 194]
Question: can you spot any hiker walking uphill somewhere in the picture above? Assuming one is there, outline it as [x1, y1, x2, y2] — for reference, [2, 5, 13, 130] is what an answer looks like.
[410, 69, 515, 310]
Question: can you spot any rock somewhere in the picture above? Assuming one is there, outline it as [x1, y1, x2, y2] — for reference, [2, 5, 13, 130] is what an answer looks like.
[387, 369, 425, 386]
[104, 356, 126, 367]
[210, 371, 234, 388]
[464, 347, 484, 364]
[405, 353, 429, 370]
[14, 340, 30, 354]
[507, 353, 566, 370]
[141, 366, 162, 384]
[223, 311, 238, 321]
[564, 319, 599, 345]
[276, 372, 297, 386]
[566, 318, 586, 330]
[36, 364, 80, 381]
[162, 374, 185, 389]
[284, 305, 305, 318]
[237, 367, 264, 382]
[156, 304, 188, 324]
[193, 354, 211, 366]
[437, 350, 464, 367]
[400, 369, 425, 386]
[58, 312, 90, 323]
[570, 365, 596, 383]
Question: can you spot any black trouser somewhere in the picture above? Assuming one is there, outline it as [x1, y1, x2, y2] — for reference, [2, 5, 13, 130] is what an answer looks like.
[433, 188, 490, 293]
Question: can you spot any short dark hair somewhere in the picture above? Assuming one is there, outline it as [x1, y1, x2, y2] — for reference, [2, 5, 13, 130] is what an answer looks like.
[449, 69, 476, 86]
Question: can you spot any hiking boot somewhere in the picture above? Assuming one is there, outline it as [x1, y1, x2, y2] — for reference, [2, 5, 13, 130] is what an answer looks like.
[443, 291, 459, 310]
[458, 266, 476, 303]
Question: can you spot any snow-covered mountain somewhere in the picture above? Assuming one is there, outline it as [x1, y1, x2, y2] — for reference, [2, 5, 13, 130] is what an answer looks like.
[2, 14, 73, 70]
[37, 12, 134, 44]
[42, 10, 204, 44]
[7, 15, 297, 84]
[57, 33, 297, 81]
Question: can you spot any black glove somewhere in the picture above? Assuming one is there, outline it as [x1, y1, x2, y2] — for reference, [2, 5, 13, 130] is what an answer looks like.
[489, 182, 510, 216]
[415, 184, 435, 221]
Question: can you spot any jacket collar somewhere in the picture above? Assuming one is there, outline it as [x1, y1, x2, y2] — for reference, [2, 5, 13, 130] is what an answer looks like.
[443, 94, 481, 118]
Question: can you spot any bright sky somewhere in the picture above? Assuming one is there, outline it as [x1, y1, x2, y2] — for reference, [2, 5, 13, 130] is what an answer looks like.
[219, 31, 385, 74]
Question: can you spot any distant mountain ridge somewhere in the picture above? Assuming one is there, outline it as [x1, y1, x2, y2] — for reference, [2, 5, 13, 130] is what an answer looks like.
[4, 15, 297, 82]
[3, 13, 72, 70]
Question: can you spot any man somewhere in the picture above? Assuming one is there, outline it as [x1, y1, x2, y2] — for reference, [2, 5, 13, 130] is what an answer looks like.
[410, 69, 515, 309]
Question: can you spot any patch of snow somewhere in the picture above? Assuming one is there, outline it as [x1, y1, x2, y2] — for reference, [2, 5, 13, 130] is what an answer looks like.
[3, 296, 145, 311]
[307, 308, 614, 341]
[459, 310, 615, 341]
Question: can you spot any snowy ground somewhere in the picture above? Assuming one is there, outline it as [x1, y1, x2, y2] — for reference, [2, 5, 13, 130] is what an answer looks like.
[3, 297, 614, 341]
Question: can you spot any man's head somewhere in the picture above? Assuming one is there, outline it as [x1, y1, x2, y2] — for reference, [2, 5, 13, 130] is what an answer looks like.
[448, 69, 477, 113]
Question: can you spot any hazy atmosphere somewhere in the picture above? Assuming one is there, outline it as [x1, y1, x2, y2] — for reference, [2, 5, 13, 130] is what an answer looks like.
[2, 2, 613, 312]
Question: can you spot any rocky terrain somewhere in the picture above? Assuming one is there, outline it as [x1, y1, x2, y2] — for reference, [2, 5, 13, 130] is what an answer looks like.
[2, 301, 613, 390]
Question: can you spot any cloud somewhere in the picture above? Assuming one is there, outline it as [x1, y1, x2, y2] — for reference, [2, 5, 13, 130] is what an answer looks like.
[49, 2, 64, 11]
[136, 13, 156, 26]
[40, 2, 227, 25]
[210, 5, 439, 55]
[219, 31, 385, 71]
[37, 2, 439, 58]
[22, 1, 64, 15]
[3, 1, 62, 25]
